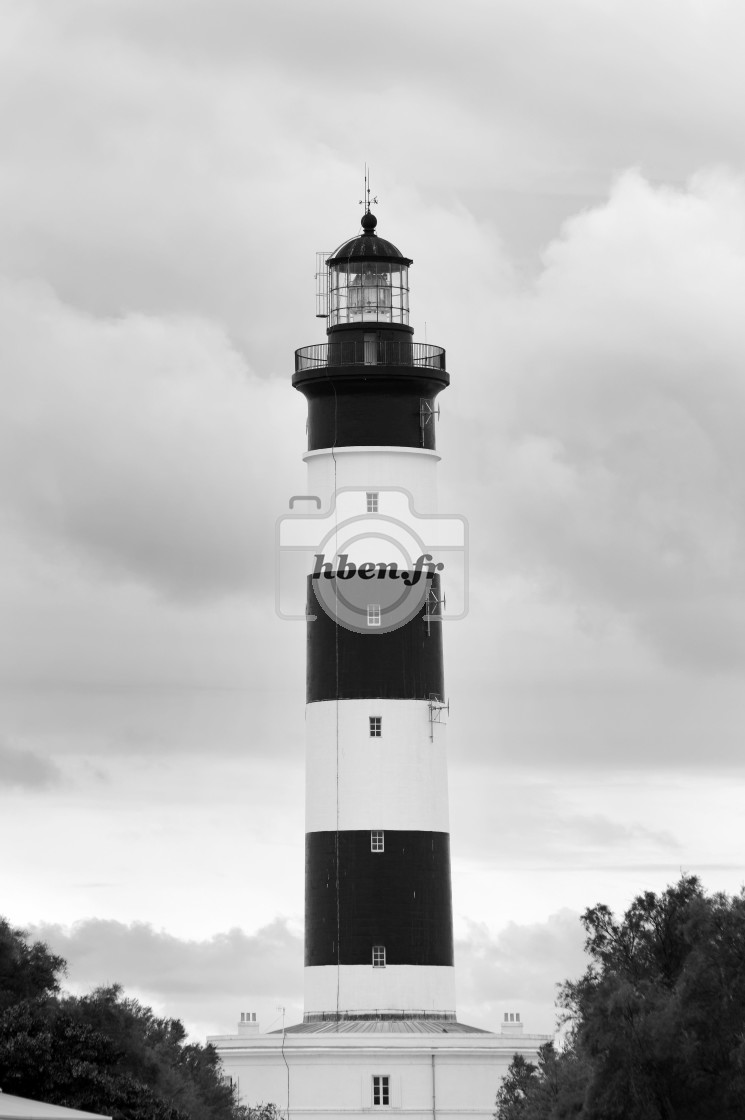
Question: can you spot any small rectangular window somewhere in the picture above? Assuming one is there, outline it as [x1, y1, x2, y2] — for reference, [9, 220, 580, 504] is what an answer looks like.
[366, 491, 379, 513]
[369, 716, 381, 737]
[371, 830, 384, 852]
[367, 604, 381, 627]
[364, 335, 377, 365]
[372, 945, 386, 968]
[372, 1075, 390, 1106]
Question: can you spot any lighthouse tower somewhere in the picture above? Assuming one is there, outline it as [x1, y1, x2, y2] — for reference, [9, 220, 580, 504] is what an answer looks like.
[294, 204, 454, 1022]
[209, 202, 546, 1118]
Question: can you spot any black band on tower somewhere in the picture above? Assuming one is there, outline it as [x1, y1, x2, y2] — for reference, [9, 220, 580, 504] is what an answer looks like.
[293, 371, 449, 452]
[305, 830, 454, 967]
[306, 576, 445, 703]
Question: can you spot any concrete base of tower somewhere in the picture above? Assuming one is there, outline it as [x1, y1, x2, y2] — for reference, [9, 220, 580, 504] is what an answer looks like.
[304, 965, 456, 1019]
[208, 1016, 551, 1119]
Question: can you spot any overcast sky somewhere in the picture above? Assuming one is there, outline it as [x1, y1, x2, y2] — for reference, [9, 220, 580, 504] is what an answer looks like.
[2, 0, 745, 1041]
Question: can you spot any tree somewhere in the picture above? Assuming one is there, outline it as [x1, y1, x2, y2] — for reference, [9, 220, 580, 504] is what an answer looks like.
[564, 875, 745, 1119]
[0, 920, 259, 1120]
[496, 877, 745, 1120]
[0, 918, 65, 1012]
[495, 1052, 538, 1118]
[495, 1041, 588, 1120]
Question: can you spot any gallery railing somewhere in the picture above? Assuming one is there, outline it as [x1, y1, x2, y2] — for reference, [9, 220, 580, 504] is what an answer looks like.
[295, 341, 446, 373]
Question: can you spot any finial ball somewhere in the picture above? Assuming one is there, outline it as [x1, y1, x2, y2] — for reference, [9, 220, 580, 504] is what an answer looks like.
[361, 211, 378, 232]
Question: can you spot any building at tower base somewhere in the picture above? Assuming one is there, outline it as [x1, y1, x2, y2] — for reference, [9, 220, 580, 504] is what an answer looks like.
[209, 1013, 549, 1118]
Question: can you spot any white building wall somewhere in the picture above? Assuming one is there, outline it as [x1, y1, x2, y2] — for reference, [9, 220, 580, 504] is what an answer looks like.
[304, 446, 440, 512]
[209, 1028, 550, 1120]
[305, 699, 449, 834]
[304, 965, 456, 1019]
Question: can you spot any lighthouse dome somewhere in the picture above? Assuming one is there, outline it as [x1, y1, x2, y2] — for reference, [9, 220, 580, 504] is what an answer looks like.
[328, 212, 413, 267]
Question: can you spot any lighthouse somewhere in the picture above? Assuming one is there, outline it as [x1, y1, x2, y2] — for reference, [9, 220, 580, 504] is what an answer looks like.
[294, 203, 455, 1022]
[209, 201, 546, 1117]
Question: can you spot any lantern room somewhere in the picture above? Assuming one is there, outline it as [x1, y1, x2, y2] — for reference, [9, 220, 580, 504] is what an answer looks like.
[324, 210, 413, 329]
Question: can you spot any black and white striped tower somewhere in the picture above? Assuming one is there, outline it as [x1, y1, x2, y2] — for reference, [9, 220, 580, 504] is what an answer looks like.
[293, 203, 454, 1022]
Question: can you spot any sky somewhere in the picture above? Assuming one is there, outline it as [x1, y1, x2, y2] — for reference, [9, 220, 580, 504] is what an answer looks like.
[1, 0, 745, 1042]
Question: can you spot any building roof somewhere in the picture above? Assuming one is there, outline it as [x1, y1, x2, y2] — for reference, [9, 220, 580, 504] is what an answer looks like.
[327, 212, 412, 267]
[0, 1094, 111, 1119]
[274, 1018, 492, 1036]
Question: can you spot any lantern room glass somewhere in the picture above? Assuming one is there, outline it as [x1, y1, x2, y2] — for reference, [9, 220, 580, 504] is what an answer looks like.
[328, 262, 409, 326]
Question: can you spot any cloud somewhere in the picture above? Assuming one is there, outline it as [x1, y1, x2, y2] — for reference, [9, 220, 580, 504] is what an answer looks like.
[6, 168, 745, 667]
[22, 1, 745, 205]
[2, 1, 745, 674]
[0, 740, 62, 789]
[459, 169, 745, 672]
[36, 916, 300, 996]
[455, 910, 587, 1033]
[457, 909, 586, 1006]
[563, 814, 678, 853]
[3, 169, 744, 762]
[3, 0, 745, 357]
[33, 917, 304, 1039]
[0, 280, 302, 600]
[451, 769, 681, 865]
[33, 910, 583, 1039]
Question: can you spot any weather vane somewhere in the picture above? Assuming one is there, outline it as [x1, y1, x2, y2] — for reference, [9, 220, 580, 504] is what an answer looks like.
[359, 164, 378, 213]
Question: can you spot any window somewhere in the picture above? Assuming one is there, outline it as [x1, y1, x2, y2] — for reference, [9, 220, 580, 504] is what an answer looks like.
[367, 604, 381, 627]
[372, 945, 386, 968]
[369, 716, 381, 737]
[371, 830, 384, 852]
[364, 335, 378, 366]
[366, 491, 379, 513]
[328, 260, 409, 327]
[372, 1075, 390, 1106]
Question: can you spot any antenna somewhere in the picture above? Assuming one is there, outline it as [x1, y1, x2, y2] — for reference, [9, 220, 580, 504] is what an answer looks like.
[427, 693, 450, 740]
[419, 398, 441, 446]
[359, 163, 378, 213]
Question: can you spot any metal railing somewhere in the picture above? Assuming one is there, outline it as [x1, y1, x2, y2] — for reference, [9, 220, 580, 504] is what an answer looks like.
[295, 341, 446, 372]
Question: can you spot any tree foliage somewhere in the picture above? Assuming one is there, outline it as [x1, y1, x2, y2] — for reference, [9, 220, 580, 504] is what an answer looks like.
[496, 1039, 589, 1120]
[495, 876, 745, 1120]
[0, 918, 65, 1013]
[495, 1052, 538, 1118]
[0, 918, 269, 1120]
